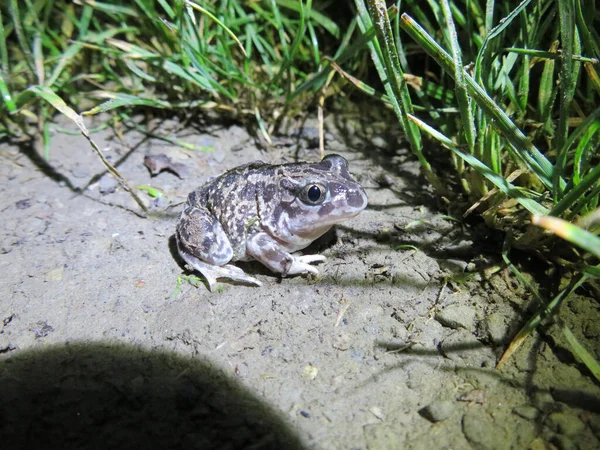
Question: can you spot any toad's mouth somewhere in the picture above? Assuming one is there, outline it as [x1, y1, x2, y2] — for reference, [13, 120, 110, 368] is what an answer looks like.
[288, 207, 364, 235]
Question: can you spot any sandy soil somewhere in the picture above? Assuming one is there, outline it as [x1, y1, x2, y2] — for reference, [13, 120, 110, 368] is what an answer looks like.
[1, 113, 599, 449]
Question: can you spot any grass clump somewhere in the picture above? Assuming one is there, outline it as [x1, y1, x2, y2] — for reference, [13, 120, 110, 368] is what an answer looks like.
[341, 0, 599, 375]
[0, 0, 345, 211]
[0, 0, 341, 141]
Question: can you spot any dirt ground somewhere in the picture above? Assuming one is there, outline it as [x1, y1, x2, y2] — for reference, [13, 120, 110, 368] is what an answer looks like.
[1, 112, 599, 449]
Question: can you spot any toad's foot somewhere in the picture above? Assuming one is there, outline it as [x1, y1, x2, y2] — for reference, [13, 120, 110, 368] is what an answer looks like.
[179, 251, 262, 291]
[285, 254, 327, 276]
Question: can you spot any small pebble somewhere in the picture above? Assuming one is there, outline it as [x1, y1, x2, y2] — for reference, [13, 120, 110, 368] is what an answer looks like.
[550, 435, 577, 450]
[332, 332, 351, 351]
[71, 167, 89, 179]
[372, 136, 387, 148]
[435, 304, 476, 331]
[15, 199, 32, 210]
[546, 412, 586, 437]
[99, 174, 118, 194]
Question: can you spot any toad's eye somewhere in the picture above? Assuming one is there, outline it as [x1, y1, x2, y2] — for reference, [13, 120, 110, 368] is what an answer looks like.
[300, 183, 326, 205]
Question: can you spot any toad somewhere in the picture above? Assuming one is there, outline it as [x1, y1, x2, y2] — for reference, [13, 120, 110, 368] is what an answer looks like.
[176, 154, 367, 290]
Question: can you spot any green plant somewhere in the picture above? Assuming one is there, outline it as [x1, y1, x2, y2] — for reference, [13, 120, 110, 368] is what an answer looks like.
[329, 0, 600, 374]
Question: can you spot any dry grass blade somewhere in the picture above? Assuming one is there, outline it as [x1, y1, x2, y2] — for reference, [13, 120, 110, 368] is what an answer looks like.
[562, 324, 600, 382]
[532, 214, 600, 258]
[24, 86, 148, 214]
[497, 275, 588, 368]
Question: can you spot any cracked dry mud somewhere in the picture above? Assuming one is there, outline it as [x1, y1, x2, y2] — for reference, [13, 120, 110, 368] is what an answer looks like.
[1, 113, 599, 449]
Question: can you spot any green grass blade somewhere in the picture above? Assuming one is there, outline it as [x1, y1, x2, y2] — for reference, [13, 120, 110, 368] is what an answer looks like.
[400, 13, 559, 191]
[8, 0, 35, 73]
[550, 163, 600, 218]
[409, 113, 549, 215]
[46, 43, 84, 87]
[82, 93, 172, 115]
[76, 0, 138, 16]
[364, 1, 422, 150]
[0, 71, 16, 113]
[277, 0, 340, 38]
[554, 0, 578, 199]
[185, 0, 248, 58]
[502, 232, 543, 303]
[0, 6, 8, 74]
[474, 0, 533, 85]
[21, 85, 82, 123]
[538, 42, 558, 133]
[579, 264, 600, 278]
[441, 0, 475, 153]
[360, 0, 445, 193]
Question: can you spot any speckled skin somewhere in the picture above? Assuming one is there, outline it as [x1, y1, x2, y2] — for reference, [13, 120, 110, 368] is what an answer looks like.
[176, 154, 368, 290]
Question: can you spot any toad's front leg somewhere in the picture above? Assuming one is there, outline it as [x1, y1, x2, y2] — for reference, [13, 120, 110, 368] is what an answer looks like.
[246, 232, 326, 277]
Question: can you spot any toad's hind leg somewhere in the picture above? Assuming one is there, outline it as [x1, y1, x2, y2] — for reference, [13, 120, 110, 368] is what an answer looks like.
[176, 205, 262, 291]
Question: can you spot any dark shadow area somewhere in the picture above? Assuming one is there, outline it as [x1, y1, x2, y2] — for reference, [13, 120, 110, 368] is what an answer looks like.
[551, 388, 600, 413]
[0, 342, 306, 450]
[7, 138, 79, 192]
[335, 222, 503, 270]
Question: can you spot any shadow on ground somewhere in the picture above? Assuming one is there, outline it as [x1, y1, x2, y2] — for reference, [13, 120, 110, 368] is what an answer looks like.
[0, 342, 305, 450]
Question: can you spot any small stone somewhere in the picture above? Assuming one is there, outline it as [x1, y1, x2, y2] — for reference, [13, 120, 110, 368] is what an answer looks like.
[512, 406, 540, 420]
[198, 136, 217, 149]
[71, 167, 90, 179]
[303, 364, 318, 380]
[546, 412, 586, 437]
[151, 196, 170, 209]
[45, 266, 64, 281]
[332, 332, 351, 351]
[527, 437, 549, 450]
[372, 136, 387, 148]
[458, 389, 486, 405]
[99, 174, 118, 194]
[435, 304, 476, 331]
[550, 435, 578, 450]
[212, 150, 226, 163]
[532, 391, 555, 411]
[419, 399, 455, 422]
[15, 199, 32, 210]
[462, 410, 508, 450]
[438, 258, 469, 273]
[482, 311, 509, 344]
[30, 321, 54, 339]
[369, 406, 385, 420]
[438, 330, 488, 364]
[350, 347, 365, 361]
